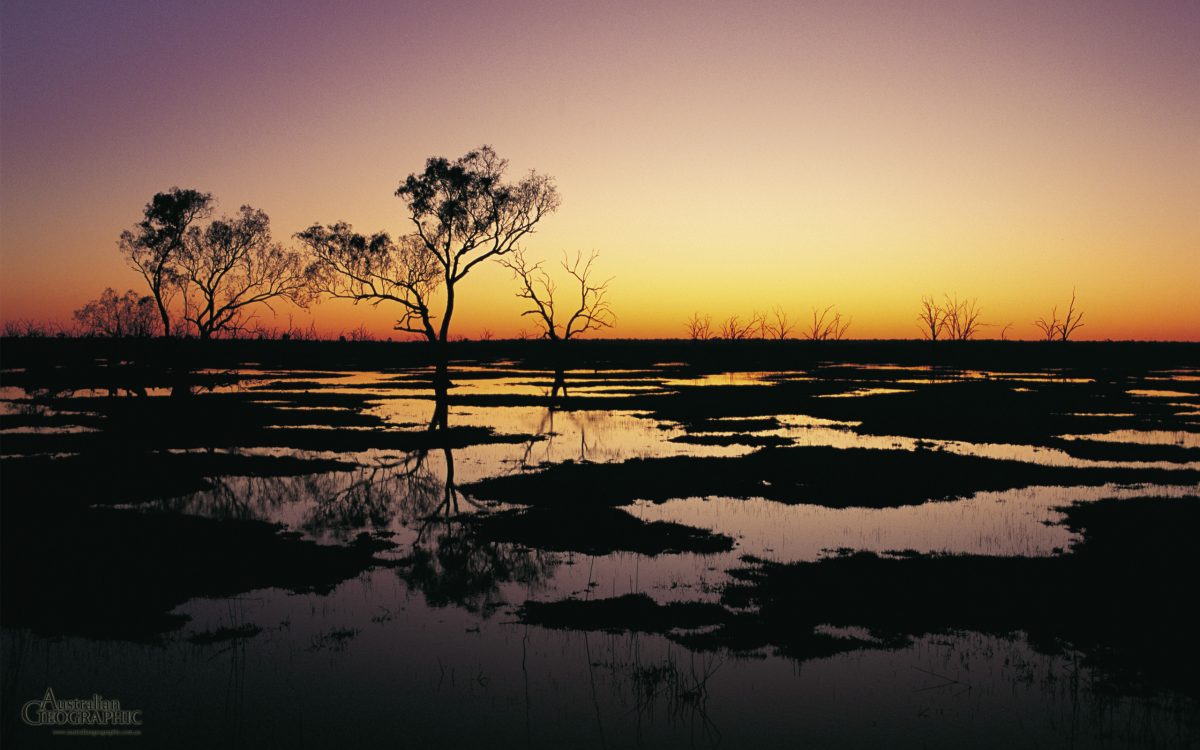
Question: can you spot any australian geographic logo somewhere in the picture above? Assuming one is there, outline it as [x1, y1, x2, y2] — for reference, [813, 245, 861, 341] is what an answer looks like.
[21, 688, 143, 729]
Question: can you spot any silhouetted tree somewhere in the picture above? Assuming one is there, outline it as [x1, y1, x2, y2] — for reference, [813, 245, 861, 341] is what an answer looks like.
[397, 145, 560, 346]
[720, 315, 753, 340]
[1033, 309, 1059, 341]
[72, 288, 158, 337]
[943, 294, 983, 341]
[178, 206, 306, 339]
[765, 307, 795, 340]
[748, 310, 768, 339]
[685, 313, 712, 341]
[300, 146, 559, 364]
[501, 249, 614, 341]
[804, 305, 851, 340]
[917, 295, 947, 341]
[1036, 289, 1085, 341]
[298, 223, 441, 338]
[119, 188, 214, 336]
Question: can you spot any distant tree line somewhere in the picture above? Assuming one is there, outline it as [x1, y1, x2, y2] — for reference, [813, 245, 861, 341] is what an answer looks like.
[685, 306, 851, 341]
[914, 291, 1082, 342]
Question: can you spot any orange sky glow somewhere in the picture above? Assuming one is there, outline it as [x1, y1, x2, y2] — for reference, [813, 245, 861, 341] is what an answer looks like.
[2, 1, 1197, 341]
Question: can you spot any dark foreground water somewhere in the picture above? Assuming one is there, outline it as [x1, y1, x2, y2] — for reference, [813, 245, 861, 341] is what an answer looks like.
[2, 349, 1198, 747]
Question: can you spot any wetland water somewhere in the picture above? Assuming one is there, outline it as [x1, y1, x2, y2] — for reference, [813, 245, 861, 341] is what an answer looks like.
[2, 341, 1198, 747]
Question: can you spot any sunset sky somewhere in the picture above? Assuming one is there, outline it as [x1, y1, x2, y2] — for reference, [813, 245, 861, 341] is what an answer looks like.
[2, 0, 1197, 340]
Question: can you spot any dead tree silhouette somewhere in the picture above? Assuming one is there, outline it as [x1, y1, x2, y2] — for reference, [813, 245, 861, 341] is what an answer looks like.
[943, 294, 983, 341]
[804, 305, 851, 340]
[765, 307, 795, 340]
[719, 315, 753, 340]
[501, 248, 612, 407]
[1035, 290, 1084, 341]
[685, 313, 713, 341]
[917, 295, 947, 341]
[1033, 311, 1058, 341]
[748, 310, 768, 339]
[501, 249, 614, 342]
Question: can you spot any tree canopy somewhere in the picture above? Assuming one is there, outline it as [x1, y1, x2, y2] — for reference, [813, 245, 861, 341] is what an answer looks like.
[301, 146, 560, 347]
[178, 205, 306, 339]
[118, 188, 214, 336]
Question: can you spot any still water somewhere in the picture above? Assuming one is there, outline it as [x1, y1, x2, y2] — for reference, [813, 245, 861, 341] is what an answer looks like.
[3, 362, 1198, 747]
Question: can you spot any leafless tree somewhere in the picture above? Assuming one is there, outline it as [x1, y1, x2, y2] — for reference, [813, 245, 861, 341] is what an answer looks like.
[917, 295, 947, 341]
[118, 188, 213, 336]
[1036, 289, 1085, 341]
[177, 206, 306, 339]
[298, 223, 442, 339]
[764, 307, 795, 340]
[804, 305, 852, 341]
[339, 324, 374, 342]
[501, 249, 614, 341]
[1, 320, 55, 338]
[73, 288, 159, 337]
[685, 313, 712, 341]
[1033, 309, 1059, 341]
[1058, 289, 1085, 341]
[748, 310, 768, 339]
[943, 294, 984, 341]
[720, 315, 753, 340]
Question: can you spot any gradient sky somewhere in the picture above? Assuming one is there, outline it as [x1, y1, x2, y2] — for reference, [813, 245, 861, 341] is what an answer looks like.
[2, 0, 1197, 340]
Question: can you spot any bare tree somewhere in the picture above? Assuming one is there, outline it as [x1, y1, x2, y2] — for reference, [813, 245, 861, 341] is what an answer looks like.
[943, 294, 984, 341]
[746, 310, 767, 339]
[684, 312, 712, 341]
[1033, 308, 1059, 341]
[1036, 289, 1085, 341]
[765, 307, 795, 340]
[177, 206, 306, 339]
[720, 315, 753, 340]
[1058, 289, 1085, 341]
[501, 249, 614, 341]
[73, 288, 159, 337]
[917, 295, 947, 341]
[805, 305, 852, 341]
[298, 223, 442, 339]
[118, 188, 214, 336]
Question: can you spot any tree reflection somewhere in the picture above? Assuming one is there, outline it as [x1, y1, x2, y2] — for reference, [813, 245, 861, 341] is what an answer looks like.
[518, 374, 616, 469]
[398, 379, 557, 613]
[160, 380, 557, 613]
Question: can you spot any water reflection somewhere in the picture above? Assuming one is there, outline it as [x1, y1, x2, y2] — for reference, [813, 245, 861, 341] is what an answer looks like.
[5, 357, 1199, 748]
[625, 483, 1200, 561]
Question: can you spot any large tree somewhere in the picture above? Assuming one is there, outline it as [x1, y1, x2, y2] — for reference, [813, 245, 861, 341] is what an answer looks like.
[177, 205, 306, 339]
[300, 146, 560, 351]
[118, 188, 214, 336]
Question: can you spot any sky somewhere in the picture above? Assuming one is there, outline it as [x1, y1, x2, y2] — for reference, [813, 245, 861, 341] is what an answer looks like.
[1, 0, 1198, 340]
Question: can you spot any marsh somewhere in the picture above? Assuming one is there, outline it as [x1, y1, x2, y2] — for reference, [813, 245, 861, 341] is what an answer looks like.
[2, 338, 1198, 748]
